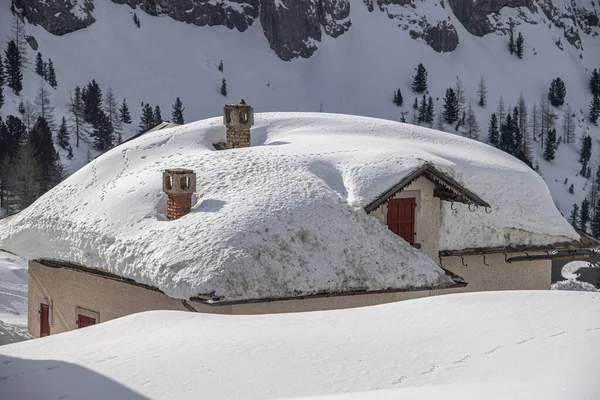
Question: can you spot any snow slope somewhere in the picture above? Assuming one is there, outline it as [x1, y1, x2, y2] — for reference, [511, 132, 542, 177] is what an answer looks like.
[1, 291, 599, 399]
[0, 0, 599, 217]
[0, 251, 27, 329]
[0, 113, 576, 300]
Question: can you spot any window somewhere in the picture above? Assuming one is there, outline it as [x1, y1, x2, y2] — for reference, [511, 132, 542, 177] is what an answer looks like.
[387, 198, 416, 244]
[40, 303, 50, 337]
[76, 307, 99, 329]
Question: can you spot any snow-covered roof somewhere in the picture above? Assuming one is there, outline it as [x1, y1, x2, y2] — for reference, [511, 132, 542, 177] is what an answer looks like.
[1, 291, 598, 400]
[0, 113, 577, 300]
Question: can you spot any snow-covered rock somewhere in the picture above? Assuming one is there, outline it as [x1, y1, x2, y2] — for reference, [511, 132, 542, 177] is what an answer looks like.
[1, 291, 599, 399]
[552, 278, 599, 292]
[0, 113, 577, 300]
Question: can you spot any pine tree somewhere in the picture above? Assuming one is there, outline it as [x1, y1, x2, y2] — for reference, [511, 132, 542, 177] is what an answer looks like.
[172, 97, 185, 124]
[569, 184, 574, 194]
[220, 78, 228, 97]
[590, 69, 600, 97]
[1, 116, 25, 161]
[548, 77, 566, 107]
[104, 87, 122, 143]
[569, 203, 580, 227]
[477, 75, 487, 107]
[592, 198, 600, 237]
[153, 105, 163, 125]
[499, 113, 515, 153]
[418, 94, 428, 124]
[579, 135, 592, 174]
[497, 96, 506, 123]
[56, 116, 70, 150]
[4, 40, 23, 95]
[69, 87, 85, 148]
[508, 23, 515, 54]
[119, 98, 132, 124]
[82, 80, 103, 127]
[412, 97, 418, 110]
[4, 141, 40, 212]
[411, 63, 428, 93]
[455, 77, 466, 110]
[562, 105, 575, 143]
[581, 198, 591, 231]
[442, 88, 459, 124]
[47, 59, 57, 88]
[139, 102, 155, 133]
[393, 89, 403, 106]
[91, 111, 114, 152]
[539, 95, 556, 147]
[0, 55, 4, 87]
[465, 101, 480, 139]
[29, 116, 63, 193]
[35, 52, 44, 76]
[543, 128, 557, 161]
[435, 112, 444, 131]
[10, 13, 28, 65]
[18, 100, 25, 115]
[488, 113, 499, 146]
[133, 13, 141, 28]
[426, 96, 434, 125]
[34, 79, 56, 131]
[589, 94, 600, 125]
[516, 32, 524, 59]
[218, 60, 224, 73]
[42, 61, 48, 80]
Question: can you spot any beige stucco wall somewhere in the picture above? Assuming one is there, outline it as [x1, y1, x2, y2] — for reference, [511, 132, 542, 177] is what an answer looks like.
[368, 177, 441, 260]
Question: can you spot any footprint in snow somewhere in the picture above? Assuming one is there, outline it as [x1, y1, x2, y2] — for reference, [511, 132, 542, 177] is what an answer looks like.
[391, 376, 406, 385]
[550, 331, 566, 337]
[421, 364, 438, 375]
[452, 355, 471, 364]
[516, 338, 535, 345]
[484, 347, 501, 355]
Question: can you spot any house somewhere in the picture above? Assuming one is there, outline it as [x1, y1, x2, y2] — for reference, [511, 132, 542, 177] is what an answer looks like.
[1, 104, 596, 338]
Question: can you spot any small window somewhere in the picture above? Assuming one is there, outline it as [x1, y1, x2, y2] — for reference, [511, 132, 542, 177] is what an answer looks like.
[164, 175, 172, 190]
[76, 307, 99, 329]
[180, 176, 190, 190]
[240, 110, 248, 123]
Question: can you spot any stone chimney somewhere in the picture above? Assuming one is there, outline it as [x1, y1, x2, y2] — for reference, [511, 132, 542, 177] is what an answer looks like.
[223, 103, 254, 149]
[163, 169, 196, 220]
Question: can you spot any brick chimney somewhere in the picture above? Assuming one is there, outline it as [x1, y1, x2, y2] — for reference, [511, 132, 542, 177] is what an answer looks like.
[163, 169, 196, 220]
[223, 103, 254, 149]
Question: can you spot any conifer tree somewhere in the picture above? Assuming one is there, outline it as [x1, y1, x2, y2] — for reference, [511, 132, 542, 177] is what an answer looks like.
[411, 63, 428, 93]
[393, 89, 403, 106]
[91, 111, 114, 152]
[218, 60, 224, 73]
[579, 135, 592, 174]
[592, 198, 600, 237]
[4, 141, 40, 212]
[220, 78, 228, 97]
[119, 98, 132, 124]
[590, 69, 600, 97]
[172, 97, 185, 124]
[589, 94, 600, 125]
[104, 87, 122, 143]
[133, 13, 141, 28]
[516, 33, 524, 59]
[153, 105, 163, 125]
[488, 113, 499, 146]
[418, 94, 428, 124]
[57, 116, 70, 150]
[4, 40, 23, 95]
[442, 88, 459, 124]
[82, 80, 103, 127]
[569, 184, 574, 194]
[29, 116, 63, 193]
[581, 198, 591, 231]
[10, 13, 28, 65]
[47, 59, 57, 88]
[508, 23, 515, 54]
[465, 101, 480, 139]
[0, 54, 4, 87]
[548, 77, 566, 107]
[69, 87, 85, 148]
[426, 96, 434, 125]
[413, 97, 418, 110]
[539, 95, 556, 147]
[499, 113, 514, 153]
[569, 203, 580, 227]
[139, 102, 155, 132]
[477, 75, 487, 107]
[34, 79, 56, 131]
[35, 52, 44, 76]
[543, 128, 557, 161]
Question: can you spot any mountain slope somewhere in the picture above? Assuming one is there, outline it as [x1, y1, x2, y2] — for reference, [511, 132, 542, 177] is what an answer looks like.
[0, 0, 599, 217]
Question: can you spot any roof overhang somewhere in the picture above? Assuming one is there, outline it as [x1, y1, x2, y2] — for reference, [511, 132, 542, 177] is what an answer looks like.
[364, 163, 490, 213]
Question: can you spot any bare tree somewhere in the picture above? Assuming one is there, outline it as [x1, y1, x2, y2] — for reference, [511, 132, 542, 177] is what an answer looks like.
[539, 94, 556, 149]
[530, 102, 540, 142]
[465, 101, 480, 139]
[435, 112, 445, 132]
[455, 77, 467, 110]
[497, 96, 506, 123]
[34, 78, 55, 130]
[9, 13, 29, 65]
[562, 104, 575, 144]
[477, 75, 487, 107]
[104, 87, 122, 143]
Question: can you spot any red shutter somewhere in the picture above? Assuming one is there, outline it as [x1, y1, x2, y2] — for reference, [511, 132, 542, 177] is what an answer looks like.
[387, 198, 416, 244]
[40, 304, 50, 337]
[77, 314, 96, 329]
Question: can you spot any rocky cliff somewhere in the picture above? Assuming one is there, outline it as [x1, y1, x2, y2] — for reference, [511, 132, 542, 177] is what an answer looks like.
[13, 0, 600, 60]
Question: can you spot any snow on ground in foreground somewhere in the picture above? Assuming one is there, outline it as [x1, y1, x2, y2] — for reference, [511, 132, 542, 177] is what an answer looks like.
[1, 291, 599, 400]
[0, 251, 29, 346]
[0, 114, 576, 300]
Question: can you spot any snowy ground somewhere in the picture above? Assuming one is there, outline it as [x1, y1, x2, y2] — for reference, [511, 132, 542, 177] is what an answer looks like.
[0, 291, 598, 399]
[0, 251, 29, 345]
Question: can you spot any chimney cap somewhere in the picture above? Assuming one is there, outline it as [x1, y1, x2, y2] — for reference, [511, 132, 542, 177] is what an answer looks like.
[164, 168, 194, 175]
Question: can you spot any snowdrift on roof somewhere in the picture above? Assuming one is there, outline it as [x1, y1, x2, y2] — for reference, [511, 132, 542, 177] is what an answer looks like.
[0, 113, 576, 300]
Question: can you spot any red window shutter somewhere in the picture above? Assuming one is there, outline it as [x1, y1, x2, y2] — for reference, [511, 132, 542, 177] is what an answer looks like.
[77, 314, 97, 329]
[40, 304, 50, 337]
[387, 198, 416, 244]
